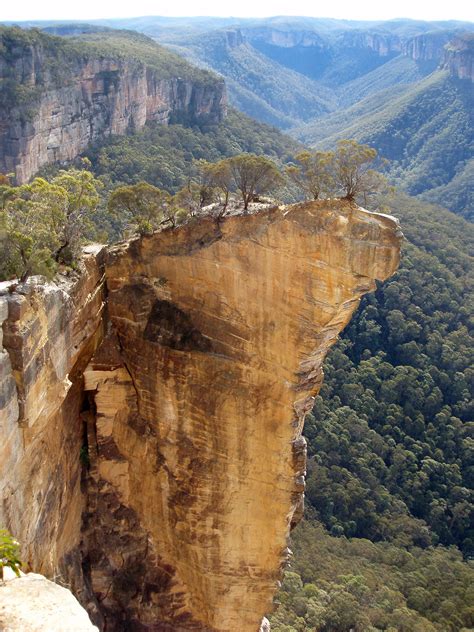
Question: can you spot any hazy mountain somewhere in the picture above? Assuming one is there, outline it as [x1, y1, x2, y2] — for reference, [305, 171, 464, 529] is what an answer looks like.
[163, 29, 337, 128]
[3, 16, 473, 217]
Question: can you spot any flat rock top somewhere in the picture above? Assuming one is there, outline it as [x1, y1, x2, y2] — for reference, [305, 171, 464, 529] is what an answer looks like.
[0, 573, 98, 632]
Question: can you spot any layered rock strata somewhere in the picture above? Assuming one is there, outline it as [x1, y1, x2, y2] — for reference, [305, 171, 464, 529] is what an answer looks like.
[402, 32, 455, 63]
[442, 34, 474, 81]
[0, 245, 106, 610]
[0, 30, 226, 183]
[82, 202, 401, 630]
[0, 202, 401, 631]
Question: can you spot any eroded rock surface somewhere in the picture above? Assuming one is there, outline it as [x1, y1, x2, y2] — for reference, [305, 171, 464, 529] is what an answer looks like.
[442, 34, 474, 81]
[0, 31, 226, 184]
[83, 202, 401, 631]
[0, 573, 98, 631]
[0, 245, 106, 613]
[0, 202, 401, 631]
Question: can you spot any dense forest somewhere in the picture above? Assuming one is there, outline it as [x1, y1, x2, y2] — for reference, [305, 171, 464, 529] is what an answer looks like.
[83, 109, 301, 192]
[271, 520, 473, 631]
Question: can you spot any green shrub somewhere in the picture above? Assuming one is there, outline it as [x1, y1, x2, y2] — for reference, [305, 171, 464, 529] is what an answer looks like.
[0, 529, 21, 577]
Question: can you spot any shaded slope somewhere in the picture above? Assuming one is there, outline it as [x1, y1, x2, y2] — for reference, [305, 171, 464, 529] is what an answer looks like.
[336, 53, 438, 106]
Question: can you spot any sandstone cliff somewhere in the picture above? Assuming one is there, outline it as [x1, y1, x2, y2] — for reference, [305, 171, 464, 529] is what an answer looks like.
[0, 28, 227, 183]
[402, 32, 454, 63]
[0, 245, 106, 620]
[0, 202, 401, 631]
[243, 27, 327, 49]
[0, 571, 98, 631]
[442, 33, 474, 81]
[338, 31, 401, 57]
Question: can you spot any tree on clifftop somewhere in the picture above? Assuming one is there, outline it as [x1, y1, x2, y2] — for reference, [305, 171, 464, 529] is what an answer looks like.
[52, 161, 102, 262]
[285, 150, 335, 201]
[286, 141, 391, 207]
[227, 153, 283, 210]
[333, 140, 389, 204]
[0, 164, 102, 283]
[107, 181, 170, 236]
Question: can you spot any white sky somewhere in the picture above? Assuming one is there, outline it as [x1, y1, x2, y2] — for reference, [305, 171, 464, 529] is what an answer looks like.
[0, 0, 473, 23]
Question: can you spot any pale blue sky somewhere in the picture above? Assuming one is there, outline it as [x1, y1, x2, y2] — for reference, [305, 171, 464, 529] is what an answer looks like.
[1, 0, 473, 23]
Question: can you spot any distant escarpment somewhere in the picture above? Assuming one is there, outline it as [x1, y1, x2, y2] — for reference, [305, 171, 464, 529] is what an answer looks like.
[442, 33, 474, 81]
[402, 31, 455, 63]
[338, 30, 402, 56]
[0, 202, 401, 631]
[0, 27, 226, 183]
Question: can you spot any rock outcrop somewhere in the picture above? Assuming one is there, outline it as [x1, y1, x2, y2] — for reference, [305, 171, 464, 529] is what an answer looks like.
[442, 34, 474, 81]
[0, 571, 98, 631]
[402, 32, 454, 63]
[0, 245, 106, 614]
[338, 31, 402, 56]
[243, 27, 327, 49]
[0, 202, 401, 631]
[0, 28, 227, 184]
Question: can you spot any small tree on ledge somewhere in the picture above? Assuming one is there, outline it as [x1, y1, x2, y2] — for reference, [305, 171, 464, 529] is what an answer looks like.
[0, 529, 22, 578]
[285, 150, 335, 201]
[333, 140, 389, 204]
[227, 153, 283, 211]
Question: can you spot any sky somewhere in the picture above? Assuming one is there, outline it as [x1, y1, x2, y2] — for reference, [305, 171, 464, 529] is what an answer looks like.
[1, 0, 473, 23]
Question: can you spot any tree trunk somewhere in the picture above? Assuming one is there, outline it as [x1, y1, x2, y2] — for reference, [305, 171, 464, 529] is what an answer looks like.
[54, 241, 69, 263]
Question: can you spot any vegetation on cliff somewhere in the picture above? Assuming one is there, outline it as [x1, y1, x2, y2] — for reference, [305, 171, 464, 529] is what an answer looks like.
[0, 165, 102, 281]
[1, 138, 390, 279]
[0, 26, 218, 106]
[84, 109, 301, 191]
[0, 25, 222, 134]
[0, 530, 21, 578]
[120, 16, 473, 218]
[1, 20, 472, 628]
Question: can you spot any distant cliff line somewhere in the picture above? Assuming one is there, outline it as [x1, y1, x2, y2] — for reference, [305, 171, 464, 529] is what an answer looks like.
[0, 27, 227, 183]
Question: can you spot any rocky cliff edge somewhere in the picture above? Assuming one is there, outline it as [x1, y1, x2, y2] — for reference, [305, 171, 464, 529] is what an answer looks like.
[0, 201, 401, 631]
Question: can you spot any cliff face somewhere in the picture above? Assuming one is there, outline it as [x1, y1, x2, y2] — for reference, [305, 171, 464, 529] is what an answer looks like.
[0, 246, 106, 615]
[338, 31, 401, 56]
[244, 27, 327, 49]
[442, 34, 474, 81]
[402, 30, 470, 70]
[402, 32, 453, 62]
[0, 202, 401, 631]
[0, 30, 227, 184]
